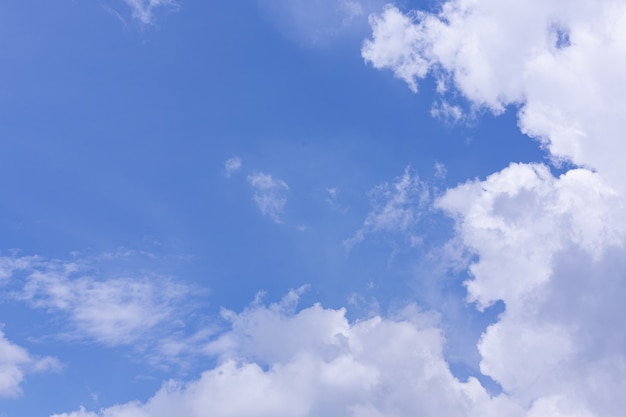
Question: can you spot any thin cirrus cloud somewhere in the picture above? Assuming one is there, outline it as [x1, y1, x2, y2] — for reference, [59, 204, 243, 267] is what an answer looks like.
[247, 172, 290, 223]
[257, 0, 386, 45]
[344, 167, 430, 249]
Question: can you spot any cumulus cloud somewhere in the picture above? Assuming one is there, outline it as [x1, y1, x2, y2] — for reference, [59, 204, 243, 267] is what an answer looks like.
[363, 1, 626, 415]
[344, 167, 429, 248]
[50, 291, 521, 417]
[223, 157, 242, 178]
[437, 163, 626, 415]
[123, 0, 178, 25]
[2, 254, 191, 348]
[247, 172, 289, 223]
[0, 328, 59, 398]
[363, 1, 626, 186]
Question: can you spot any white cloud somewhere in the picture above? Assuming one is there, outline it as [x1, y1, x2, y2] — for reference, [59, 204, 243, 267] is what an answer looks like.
[362, 1, 626, 187]
[0, 254, 37, 282]
[123, 0, 178, 25]
[50, 291, 522, 417]
[344, 167, 429, 248]
[437, 163, 624, 310]
[247, 172, 289, 223]
[0, 327, 59, 398]
[363, 1, 626, 415]
[223, 157, 242, 178]
[437, 163, 626, 415]
[2, 255, 191, 348]
[430, 100, 466, 125]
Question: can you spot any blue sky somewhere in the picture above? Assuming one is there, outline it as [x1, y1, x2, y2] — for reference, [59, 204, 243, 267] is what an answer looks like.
[1, 1, 625, 416]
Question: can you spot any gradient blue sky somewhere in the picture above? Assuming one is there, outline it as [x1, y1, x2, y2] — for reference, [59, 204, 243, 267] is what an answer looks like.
[1, 1, 625, 417]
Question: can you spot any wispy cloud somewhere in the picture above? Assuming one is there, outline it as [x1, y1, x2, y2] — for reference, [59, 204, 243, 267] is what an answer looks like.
[325, 187, 346, 213]
[258, 0, 385, 45]
[2, 254, 192, 348]
[247, 172, 289, 223]
[123, 0, 178, 25]
[223, 157, 242, 178]
[344, 167, 429, 248]
[0, 328, 59, 398]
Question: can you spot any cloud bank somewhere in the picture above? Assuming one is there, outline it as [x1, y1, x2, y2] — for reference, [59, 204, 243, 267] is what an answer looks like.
[51, 291, 521, 417]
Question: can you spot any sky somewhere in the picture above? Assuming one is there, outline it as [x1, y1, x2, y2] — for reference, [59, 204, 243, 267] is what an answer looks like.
[1, 0, 625, 416]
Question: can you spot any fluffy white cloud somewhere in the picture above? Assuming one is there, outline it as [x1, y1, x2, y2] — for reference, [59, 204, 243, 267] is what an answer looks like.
[364, 1, 626, 415]
[438, 163, 624, 311]
[0, 328, 59, 398]
[51, 291, 522, 417]
[344, 167, 429, 248]
[123, 0, 177, 25]
[247, 172, 289, 223]
[362, 1, 626, 187]
[2, 255, 190, 347]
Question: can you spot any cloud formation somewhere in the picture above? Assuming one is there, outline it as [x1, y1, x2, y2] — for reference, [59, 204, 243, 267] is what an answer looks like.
[362, 1, 626, 185]
[247, 173, 290, 223]
[26, 1, 626, 416]
[50, 291, 521, 417]
[363, 1, 626, 415]
[2, 254, 191, 348]
[437, 163, 626, 415]
[0, 328, 59, 398]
